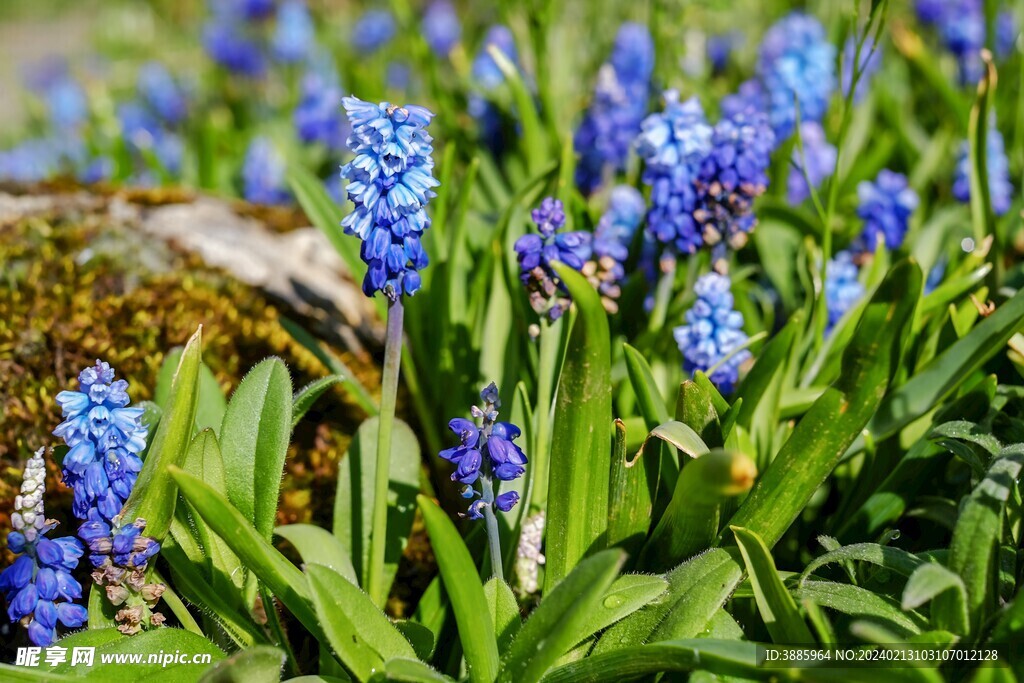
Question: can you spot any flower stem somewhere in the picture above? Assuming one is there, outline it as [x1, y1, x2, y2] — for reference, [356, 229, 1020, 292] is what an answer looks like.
[481, 478, 504, 581]
[368, 296, 404, 606]
[532, 317, 559, 508]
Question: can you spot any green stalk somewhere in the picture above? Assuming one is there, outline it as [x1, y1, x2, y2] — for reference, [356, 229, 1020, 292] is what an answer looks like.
[367, 296, 405, 606]
[481, 478, 505, 581]
[532, 316, 559, 508]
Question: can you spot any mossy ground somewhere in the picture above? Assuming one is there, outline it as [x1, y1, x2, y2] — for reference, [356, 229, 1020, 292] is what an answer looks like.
[0, 197, 372, 555]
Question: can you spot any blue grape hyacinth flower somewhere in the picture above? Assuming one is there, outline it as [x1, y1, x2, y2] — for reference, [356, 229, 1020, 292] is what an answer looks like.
[856, 169, 918, 252]
[440, 383, 527, 519]
[339, 97, 440, 299]
[692, 107, 775, 251]
[0, 450, 88, 646]
[243, 137, 291, 205]
[202, 18, 268, 77]
[294, 71, 347, 151]
[54, 361, 148, 523]
[756, 12, 836, 138]
[584, 186, 645, 313]
[117, 101, 185, 180]
[352, 9, 396, 54]
[514, 197, 593, 321]
[788, 122, 836, 204]
[953, 127, 1013, 216]
[137, 62, 188, 127]
[272, 0, 315, 64]
[674, 272, 751, 393]
[637, 90, 714, 258]
[574, 22, 655, 195]
[825, 250, 865, 332]
[422, 1, 461, 56]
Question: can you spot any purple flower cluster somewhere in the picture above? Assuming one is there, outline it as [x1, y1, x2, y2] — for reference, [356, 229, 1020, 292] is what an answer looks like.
[674, 272, 751, 393]
[422, 1, 461, 57]
[636, 91, 713, 258]
[440, 383, 525, 519]
[825, 250, 865, 332]
[584, 186, 646, 313]
[514, 198, 593, 321]
[293, 71, 348, 151]
[856, 169, 919, 252]
[692, 107, 776, 251]
[574, 23, 655, 194]
[953, 126, 1013, 216]
[788, 122, 836, 204]
[54, 361, 147, 522]
[242, 137, 291, 205]
[0, 451, 87, 646]
[340, 98, 439, 298]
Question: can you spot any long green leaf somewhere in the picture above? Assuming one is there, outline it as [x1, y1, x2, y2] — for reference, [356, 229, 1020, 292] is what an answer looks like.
[335, 417, 421, 593]
[569, 574, 668, 647]
[198, 646, 285, 683]
[169, 467, 323, 641]
[373, 659, 456, 683]
[484, 578, 522, 652]
[796, 581, 928, 637]
[935, 445, 1024, 635]
[417, 495, 500, 683]
[859, 287, 1024, 449]
[122, 327, 203, 540]
[498, 550, 624, 683]
[607, 419, 653, 556]
[292, 376, 345, 429]
[546, 263, 612, 592]
[902, 563, 970, 635]
[276, 523, 358, 584]
[306, 564, 417, 682]
[640, 451, 756, 571]
[220, 358, 293, 540]
[623, 343, 671, 425]
[732, 526, 815, 644]
[727, 260, 921, 547]
[593, 548, 743, 653]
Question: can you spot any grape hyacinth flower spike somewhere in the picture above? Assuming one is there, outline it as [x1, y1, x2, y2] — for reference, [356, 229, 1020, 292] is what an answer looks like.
[856, 169, 918, 253]
[440, 383, 526, 578]
[54, 360, 147, 522]
[825, 250, 865, 333]
[583, 185, 645, 313]
[953, 126, 1013, 217]
[54, 360, 165, 635]
[514, 197, 593, 322]
[674, 272, 751, 393]
[0, 450, 88, 646]
[692, 106, 775, 254]
[338, 95, 438, 606]
[636, 90, 713, 261]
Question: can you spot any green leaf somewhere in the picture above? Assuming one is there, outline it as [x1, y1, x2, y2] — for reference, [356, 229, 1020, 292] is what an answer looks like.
[487, 45, 546, 175]
[541, 640, 769, 683]
[220, 358, 293, 540]
[732, 526, 815, 644]
[276, 523, 358, 584]
[292, 376, 345, 429]
[169, 467, 324, 641]
[372, 659, 455, 683]
[967, 54, 997, 244]
[155, 348, 225, 434]
[546, 263, 613, 592]
[570, 574, 668, 647]
[198, 647, 286, 683]
[860, 287, 1024, 449]
[88, 582, 117, 629]
[417, 495, 500, 683]
[393, 621, 435, 662]
[484, 577, 521, 652]
[727, 260, 922, 548]
[334, 417, 421, 593]
[122, 327, 203, 541]
[306, 564, 417, 682]
[799, 542, 928, 584]
[623, 343, 671, 425]
[174, 429, 245, 599]
[935, 445, 1024, 635]
[796, 581, 928, 637]
[161, 540, 264, 648]
[593, 549, 743, 653]
[675, 377, 724, 449]
[902, 564, 970, 635]
[607, 419, 654, 556]
[735, 312, 801, 459]
[498, 550, 624, 683]
[287, 163, 364, 284]
[634, 421, 710, 460]
[640, 451, 757, 571]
